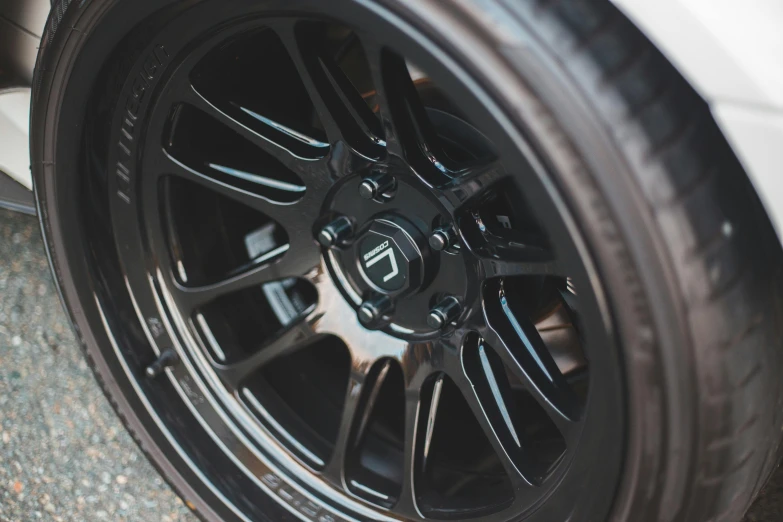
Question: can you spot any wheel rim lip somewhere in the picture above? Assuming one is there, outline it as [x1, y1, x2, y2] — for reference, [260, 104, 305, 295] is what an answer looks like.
[69, 1, 632, 520]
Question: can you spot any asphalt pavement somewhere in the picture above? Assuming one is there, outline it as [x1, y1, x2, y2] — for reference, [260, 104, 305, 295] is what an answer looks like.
[0, 207, 780, 521]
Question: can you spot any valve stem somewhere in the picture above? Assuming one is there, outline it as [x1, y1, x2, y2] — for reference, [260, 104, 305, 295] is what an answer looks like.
[145, 348, 179, 379]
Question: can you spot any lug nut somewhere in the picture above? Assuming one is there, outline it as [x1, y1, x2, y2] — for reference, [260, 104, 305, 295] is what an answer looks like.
[427, 296, 462, 330]
[429, 226, 456, 251]
[145, 348, 178, 379]
[358, 296, 393, 327]
[318, 217, 353, 247]
[359, 172, 396, 200]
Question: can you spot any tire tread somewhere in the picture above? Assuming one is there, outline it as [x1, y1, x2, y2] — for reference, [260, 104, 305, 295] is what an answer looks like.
[514, 0, 783, 520]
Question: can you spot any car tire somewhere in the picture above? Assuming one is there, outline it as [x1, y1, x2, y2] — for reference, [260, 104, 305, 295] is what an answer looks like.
[31, 0, 783, 521]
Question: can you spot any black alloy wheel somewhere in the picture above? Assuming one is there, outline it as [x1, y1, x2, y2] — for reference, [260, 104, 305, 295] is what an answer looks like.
[32, 0, 783, 521]
[111, 11, 618, 521]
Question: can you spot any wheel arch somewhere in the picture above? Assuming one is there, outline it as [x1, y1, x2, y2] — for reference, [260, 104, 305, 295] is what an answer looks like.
[612, 0, 783, 248]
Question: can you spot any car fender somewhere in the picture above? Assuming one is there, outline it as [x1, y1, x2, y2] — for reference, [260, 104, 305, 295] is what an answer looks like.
[612, 0, 783, 245]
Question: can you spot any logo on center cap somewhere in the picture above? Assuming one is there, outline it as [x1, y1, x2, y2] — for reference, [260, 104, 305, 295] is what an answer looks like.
[356, 217, 426, 295]
[363, 240, 399, 283]
[360, 235, 406, 291]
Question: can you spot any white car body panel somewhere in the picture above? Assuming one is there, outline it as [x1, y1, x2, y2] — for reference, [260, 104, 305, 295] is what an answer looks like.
[612, 0, 783, 242]
[0, 0, 46, 190]
[0, 0, 782, 245]
[0, 89, 32, 189]
[712, 107, 783, 242]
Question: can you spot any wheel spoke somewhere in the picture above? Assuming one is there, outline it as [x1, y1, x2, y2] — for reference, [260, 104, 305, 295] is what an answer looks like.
[482, 280, 581, 440]
[558, 286, 581, 332]
[360, 39, 402, 158]
[322, 360, 394, 486]
[437, 161, 508, 213]
[361, 38, 450, 179]
[170, 235, 319, 312]
[420, 374, 444, 473]
[396, 383, 424, 518]
[455, 346, 533, 490]
[174, 82, 327, 175]
[213, 321, 320, 391]
[147, 144, 316, 229]
[272, 21, 384, 154]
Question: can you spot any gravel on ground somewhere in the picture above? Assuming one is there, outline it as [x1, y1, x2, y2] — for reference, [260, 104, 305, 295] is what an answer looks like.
[0, 209, 196, 522]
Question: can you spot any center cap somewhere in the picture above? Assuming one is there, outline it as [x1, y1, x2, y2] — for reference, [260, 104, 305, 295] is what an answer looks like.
[357, 217, 425, 295]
